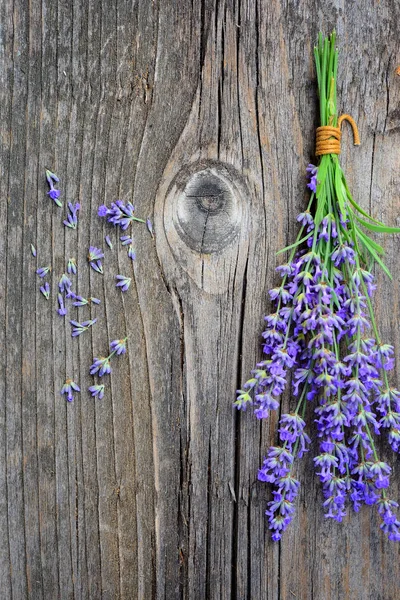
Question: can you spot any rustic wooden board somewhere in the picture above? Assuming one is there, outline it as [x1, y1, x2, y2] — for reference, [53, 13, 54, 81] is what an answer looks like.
[1, 0, 400, 598]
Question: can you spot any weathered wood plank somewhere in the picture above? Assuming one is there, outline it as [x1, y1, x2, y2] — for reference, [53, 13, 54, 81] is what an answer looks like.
[1, 0, 400, 599]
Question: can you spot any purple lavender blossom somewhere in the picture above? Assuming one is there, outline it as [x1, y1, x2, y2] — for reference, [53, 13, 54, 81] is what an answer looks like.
[57, 293, 67, 316]
[36, 266, 50, 278]
[306, 164, 318, 193]
[61, 379, 80, 402]
[146, 218, 154, 238]
[88, 246, 104, 274]
[63, 202, 80, 229]
[120, 235, 133, 246]
[40, 282, 50, 299]
[89, 384, 105, 399]
[98, 200, 146, 230]
[67, 258, 77, 275]
[73, 295, 100, 307]
[105, 235, 113, 249]
[90, 356, 112, 377]
[110, 338, 127, 355]
[115, 275, 131, 292]
[70, 318, 97, 337]
[128, 246, 136, 261]
[46, 169, 62, 207]
[31, 244, 37, 257]
[59, 273, 72, 294]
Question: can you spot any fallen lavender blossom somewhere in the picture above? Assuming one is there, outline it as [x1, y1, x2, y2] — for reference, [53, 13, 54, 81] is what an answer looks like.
[46, 169, 62, 207]
[89, 337, 128, 377]
[88, 384, 105, 399]
[236, 32, 400, 543]
[67, 258, 77, 275]
[63, 202, 80, 229]
[115, 275, 131, 292]
[88, 246, 104, 274]
[40, 282, 50, 299]
[36, 265, 50, 278]
[70, 318, 97, 337]
[61, 379, 80, 402]
[98, 200, 145, 230]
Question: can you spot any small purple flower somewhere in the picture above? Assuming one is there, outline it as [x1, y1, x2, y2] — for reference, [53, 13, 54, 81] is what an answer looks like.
[57, 293, 67, 316]
[37, 266, 50, 278]
[115, 275, 131, 292]
[30, 244, 37, 257]
[64, 203, 80, 229]
[70, 318, 97, 337]
[105, 235, 113, 249]
[98, 205, 109, 217]
[110, 338, 127, 356]
[98, 200, 146, 230]
[61, 379, 80, 402]
[88, 246, 104, 274]
[128, 246, 136, 261]
[306, 164, 318, 193]
[146, 218, 154, 238]
[59, 273, 72, 294]
[46, 169, 62, 207]
[120, 235, 133, 246]
[90, 356, 112, 377]
[67, 258, 77, 275]
[40, 282, 50, 299]
[88, 384, 105, 399]
[73, 295, 100, 307]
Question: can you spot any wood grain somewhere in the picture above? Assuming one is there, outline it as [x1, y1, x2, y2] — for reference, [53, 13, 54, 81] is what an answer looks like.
[1, 0, 400, 598]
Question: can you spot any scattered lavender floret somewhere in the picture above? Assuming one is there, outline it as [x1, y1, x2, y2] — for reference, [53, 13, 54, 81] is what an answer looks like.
[115, 275, 131, 292]
[105, 235, 113, 250]
[73, 295, 100, 307]
[46, 169, 62, 207]
[146, 218, 154, 238]
[40, 282, 50, 299]
[70, 318, 97, 337]
[31, 244, 37, 257]
[90, 356, 112, 377]
[98, 200, 145, 230]
[120, 235, 133, 246]
[88, 246, 104, 274]
[57, 293, 67, 316]
[37, 266, 50, 278]
[110, 338, 127, 355]
[63, 202, 80, 229]
[128, 245, 136, 261]
[89, 384, 105, 399]
[59, 273, 72, 294]
[61, 379, 80, 402]
[67, 258, 77, 275]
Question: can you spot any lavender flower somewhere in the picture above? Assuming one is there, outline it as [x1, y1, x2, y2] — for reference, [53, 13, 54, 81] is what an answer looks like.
[88, 246, 104, 274]
[110, 338, 127, 355]
[115, 275, 131, 292]
[236, 32, 400, 544]
[90, 356, 112, 377]
[61, 379, 80, 402]
[98, 200, 146, 230]
[30, 244, 37, 257]
[146, 218, 154, 238]
[57, 293, 67, 316]
[128, 245, 136, 261]
[37, 266, 50, 278]
[67, 258, 77, 275]
[59, 273, 72, 294]
[63, 202, 80, 229]
[120, 235, 133, 246]
[105, 235, 113, 249]
[88, 384, 105, 400]
[46, 169, 62, 207]
[73, 295, 100, 307]
[40, 282, 50, 299]
[70, 318, 97, 337]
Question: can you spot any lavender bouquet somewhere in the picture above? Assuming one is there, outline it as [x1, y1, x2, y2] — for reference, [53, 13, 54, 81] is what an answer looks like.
[236, 32, 400, 542]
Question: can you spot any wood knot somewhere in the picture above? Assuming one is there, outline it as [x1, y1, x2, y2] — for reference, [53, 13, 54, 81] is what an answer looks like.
[172, 166, 243, 254]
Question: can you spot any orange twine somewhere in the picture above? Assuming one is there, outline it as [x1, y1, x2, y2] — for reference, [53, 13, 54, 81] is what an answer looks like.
[315, 114, 360, 156]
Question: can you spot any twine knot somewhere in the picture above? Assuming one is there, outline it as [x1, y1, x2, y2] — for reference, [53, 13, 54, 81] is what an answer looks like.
[315, 114, 360, 156]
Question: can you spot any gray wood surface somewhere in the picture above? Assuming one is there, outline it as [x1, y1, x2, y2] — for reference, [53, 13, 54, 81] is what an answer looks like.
[1, 0, 400, 598]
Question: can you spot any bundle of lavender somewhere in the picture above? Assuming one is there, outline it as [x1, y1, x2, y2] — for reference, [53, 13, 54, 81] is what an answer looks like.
[236, 32, 400, 542]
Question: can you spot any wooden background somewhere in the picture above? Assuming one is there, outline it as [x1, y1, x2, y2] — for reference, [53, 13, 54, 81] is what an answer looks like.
[1, 0, 400, 598]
